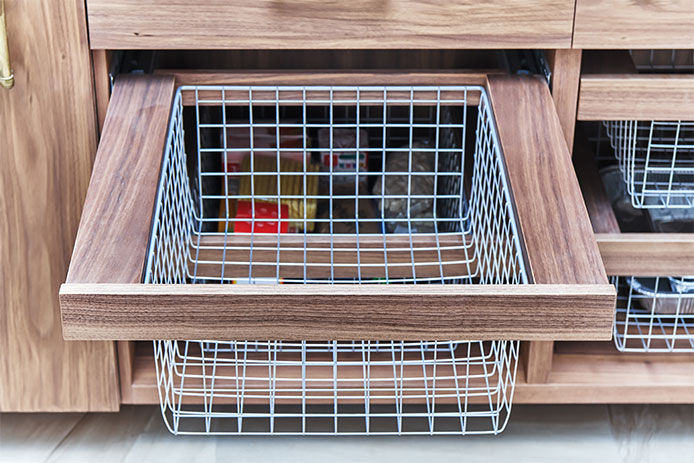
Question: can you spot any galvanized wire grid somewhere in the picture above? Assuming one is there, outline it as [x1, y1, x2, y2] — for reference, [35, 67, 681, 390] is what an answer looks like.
[146, 85, 527, 435]
[603, 120, 694, 208]
[613, 276, 694, 353]
[153, 340, 519, 435]
[629, 50, 694, 73]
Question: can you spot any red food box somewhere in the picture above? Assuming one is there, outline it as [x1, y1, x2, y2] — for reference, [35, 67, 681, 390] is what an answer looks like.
[234, 200, 289, 234]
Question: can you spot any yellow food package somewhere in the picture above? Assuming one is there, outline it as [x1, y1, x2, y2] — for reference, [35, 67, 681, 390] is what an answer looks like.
[236, 155, 319, 232]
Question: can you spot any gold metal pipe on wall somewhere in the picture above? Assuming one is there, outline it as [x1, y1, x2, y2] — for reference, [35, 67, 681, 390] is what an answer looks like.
[0, 0, 14, 89]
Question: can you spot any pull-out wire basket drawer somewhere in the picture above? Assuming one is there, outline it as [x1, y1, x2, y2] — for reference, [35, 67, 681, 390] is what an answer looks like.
[603, 120, 694, 209]
[613, 276, 694, 352]
[155, 340, 518, 435]
[147, 84, 525, 435]
[60, 73, 614, 432]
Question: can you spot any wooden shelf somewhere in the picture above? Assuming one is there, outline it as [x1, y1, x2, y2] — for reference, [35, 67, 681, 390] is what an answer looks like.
[122, 340, 694, 405]
[573, 127, 694, 276]
[516, 342, 694, 404]
[577, 51, 694, 122]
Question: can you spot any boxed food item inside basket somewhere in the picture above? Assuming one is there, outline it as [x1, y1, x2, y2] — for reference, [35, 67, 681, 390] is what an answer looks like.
[630, 277, 694, 315]
[648, 207, 694, 233]
[218, 155, 319, 233]
[315, 180, 380, 234]
[223, 124, 306, 171]
[373, 141, 437, 233]
[233, 201, 290, 234]
[317, 128, 368, 183]
[221, 124, 308, 195]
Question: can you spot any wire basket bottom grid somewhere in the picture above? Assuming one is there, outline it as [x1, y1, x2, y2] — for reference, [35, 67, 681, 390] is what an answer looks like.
[155, 340, 519, 436]
[159, 404, 506, 436]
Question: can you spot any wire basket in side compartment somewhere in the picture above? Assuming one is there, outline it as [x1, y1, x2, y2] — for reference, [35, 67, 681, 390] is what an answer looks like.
[147, 84, 528, 436]
[613, 276, 694, 352]
[604, 121, 694, 208]
[629, 50, 694, 73]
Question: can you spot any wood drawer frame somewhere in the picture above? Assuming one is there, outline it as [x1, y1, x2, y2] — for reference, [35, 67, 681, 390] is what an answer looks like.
[578, 51, 694, 123]
[59, 70, 614, 342]
[84, 0, 576, 50]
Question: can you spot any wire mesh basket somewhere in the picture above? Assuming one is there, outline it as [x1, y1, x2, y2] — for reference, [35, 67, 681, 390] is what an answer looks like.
[154, 340, 518, 435]
[147, 84, 527, 435]
[613, 276, 694, 352]
[603, 120, 694, 208]
[629, 50, 694, 73]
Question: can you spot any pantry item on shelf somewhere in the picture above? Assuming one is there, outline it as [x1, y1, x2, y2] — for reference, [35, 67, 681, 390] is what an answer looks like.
[222, 124, 307, 195]
[373, 141, 436, 233]
[227, 154, 319, 233]
[600, 165, 650, 232]
[315, 180, 380, 234]
[647, 206, 694, 233]
[630, 277, 694, 315]
[233, 200, 289, 234]
[317, 128, 369, 184]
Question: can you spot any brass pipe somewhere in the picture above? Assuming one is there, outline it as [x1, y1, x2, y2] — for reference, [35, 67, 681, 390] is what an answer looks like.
[0, 0, 14, 89]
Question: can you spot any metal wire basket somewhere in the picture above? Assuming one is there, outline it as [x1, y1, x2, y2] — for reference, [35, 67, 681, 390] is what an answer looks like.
[603, 120, 694, 208]
[613, 276, 694, 352]
[154, 340, 518, 435]
[147, 84, 527, 435]
[629, 50, 694, 73]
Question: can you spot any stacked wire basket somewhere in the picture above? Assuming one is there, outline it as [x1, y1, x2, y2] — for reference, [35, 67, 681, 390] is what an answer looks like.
[147, 85, 526, 435]
[604, 50, 694, 353]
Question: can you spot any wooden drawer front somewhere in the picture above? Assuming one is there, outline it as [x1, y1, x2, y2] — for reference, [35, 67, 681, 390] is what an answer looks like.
[574, 0, 694, 49]
[85, 0, 575, 49]
[578, 52, 694, 122]
[59, 71, 614, 342]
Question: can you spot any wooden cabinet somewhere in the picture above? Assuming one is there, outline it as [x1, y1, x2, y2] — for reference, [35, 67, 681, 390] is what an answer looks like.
[0, 0, 118, 411]
[2, 0, 694, 413]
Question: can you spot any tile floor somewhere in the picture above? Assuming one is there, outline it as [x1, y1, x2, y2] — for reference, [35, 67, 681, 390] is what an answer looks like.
[1, 405, 693, 462]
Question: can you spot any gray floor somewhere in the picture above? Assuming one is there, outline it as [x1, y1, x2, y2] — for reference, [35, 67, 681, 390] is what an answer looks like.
[1, 405, 694, 462]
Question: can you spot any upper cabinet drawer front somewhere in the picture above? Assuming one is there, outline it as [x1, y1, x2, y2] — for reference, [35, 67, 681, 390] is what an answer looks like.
[574, 0, 694, 49]
[85, 0, 575, 49]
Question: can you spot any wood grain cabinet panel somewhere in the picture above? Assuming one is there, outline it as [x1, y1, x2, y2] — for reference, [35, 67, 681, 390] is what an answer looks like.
[574, 0, 694, 49]
[577, 52, 694, 122]
[0, 0, 118, 411]
[85, 0, 575, 50]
